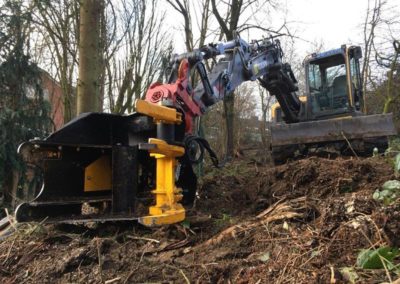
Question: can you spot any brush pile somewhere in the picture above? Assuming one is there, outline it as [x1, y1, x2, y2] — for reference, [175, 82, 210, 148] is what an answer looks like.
[1, 156, 399, 283]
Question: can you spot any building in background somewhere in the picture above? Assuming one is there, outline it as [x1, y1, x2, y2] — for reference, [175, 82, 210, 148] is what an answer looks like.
[40, 70, 75, 131]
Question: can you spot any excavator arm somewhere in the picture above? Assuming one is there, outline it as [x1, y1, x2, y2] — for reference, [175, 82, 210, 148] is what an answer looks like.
[145, 36, 303, 134]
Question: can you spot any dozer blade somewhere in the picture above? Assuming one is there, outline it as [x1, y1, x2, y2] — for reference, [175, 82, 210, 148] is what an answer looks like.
[271, 113, 397, 147]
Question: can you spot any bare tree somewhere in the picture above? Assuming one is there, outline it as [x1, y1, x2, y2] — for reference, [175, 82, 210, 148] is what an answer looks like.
[166, 0, 194, 51]
[108, 0, 171, 114]
[77, 0, 104, 114]
[360, 0, 400, 129]
[166, 0, 212, 51]
[371, 40, 400, 130]
[210, 0, 285, 159]
[381, 40, 400, 114]
[32, 0, 169, 116]
[258, 85, 273, 164]
[362, 0, 386, 109]
[234, 83, 258, 151]
[210, 0, 245, 159]
[33, 0, 80, 121]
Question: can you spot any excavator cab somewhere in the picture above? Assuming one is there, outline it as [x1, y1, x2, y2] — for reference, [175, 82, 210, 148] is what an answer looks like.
[305, 46, 363, 119]
[271, 46, 364, 123]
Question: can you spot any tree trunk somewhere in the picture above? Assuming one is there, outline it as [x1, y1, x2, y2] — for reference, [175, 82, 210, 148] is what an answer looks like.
[210, 0, 242, 159]
[383, 97, 393, 114]
[77, 0, 103, 114]
[223, 94, 235, 159]
[260, 112, 272, 164]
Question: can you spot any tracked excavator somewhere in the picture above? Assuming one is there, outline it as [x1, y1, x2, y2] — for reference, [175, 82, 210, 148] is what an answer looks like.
[269, 45, 397, 162]
[14, 36, 396, 226]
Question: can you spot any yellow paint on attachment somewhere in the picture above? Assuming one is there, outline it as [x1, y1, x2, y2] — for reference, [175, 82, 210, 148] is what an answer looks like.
[138, 138, 186, 227]
[135, 99, 186, 226]
[139, 210, 185, 226]
[84, 155, 111, 192]
[135, 99, 182, 124]
[147, 138, 185, 157]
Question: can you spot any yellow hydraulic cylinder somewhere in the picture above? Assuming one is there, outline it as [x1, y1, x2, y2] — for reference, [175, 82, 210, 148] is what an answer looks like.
[135, 98, 187, 226]
[138, 138, 185, 226]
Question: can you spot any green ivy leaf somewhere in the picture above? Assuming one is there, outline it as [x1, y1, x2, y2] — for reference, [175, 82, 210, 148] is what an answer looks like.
[395, 153, 400, 175]
[356, 247, 399, 269]
[374, 180, 400, 205]
[382, 180, 400, 191]
[181, 219, 191, 229]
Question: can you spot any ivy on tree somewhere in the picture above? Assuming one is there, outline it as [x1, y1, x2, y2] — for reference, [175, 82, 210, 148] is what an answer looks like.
[0, 0, 51, 207]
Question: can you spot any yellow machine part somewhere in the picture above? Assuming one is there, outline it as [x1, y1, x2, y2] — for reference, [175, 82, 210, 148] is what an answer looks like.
[84, 155, 111, 192]
[271, 95, 307, 122]
[344, 46, 354, 108]
[135, 99, 187, 226]
[138, 139, 186, 226]
[135, 99, 182, 124]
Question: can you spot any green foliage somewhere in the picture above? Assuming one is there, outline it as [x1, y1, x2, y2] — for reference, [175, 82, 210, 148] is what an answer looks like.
[376, 145, 400, 205]
[221, 213, 231, 222]
[385, 136, 400, 156]
[214, 213, 233, 227]
[356, 247, 399, 269]
[373, 180, 400, 205]
[181, 219, 191, 229]
[0, 0, 51, 205]
[395, 153, 400, 177]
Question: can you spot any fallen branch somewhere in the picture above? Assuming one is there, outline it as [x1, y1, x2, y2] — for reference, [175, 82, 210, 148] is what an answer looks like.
[341, 131, 359, 160]
[127, 236, 160, 243]
[105, 277, 121, 284]
[256, 197, 287, 218]
[2, 235, 16, 265]
[201, 197, 310, 246]
[96, 238, 103, 282]
[124, 243, 151, 284]
[165, 264, 190, 284]
[3, 208, 17, 235]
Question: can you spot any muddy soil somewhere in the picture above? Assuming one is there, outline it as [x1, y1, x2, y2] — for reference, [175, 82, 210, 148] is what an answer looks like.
[0, 156, 399, 283]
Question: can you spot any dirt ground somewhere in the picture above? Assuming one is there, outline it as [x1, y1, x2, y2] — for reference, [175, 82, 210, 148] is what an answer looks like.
[1, 155, 399, 283]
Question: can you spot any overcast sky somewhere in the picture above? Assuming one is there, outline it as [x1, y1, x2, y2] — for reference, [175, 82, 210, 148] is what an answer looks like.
[286, 0, 397, 51]
[165, 0, 400, 58]
[288, 0, 369, 45]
